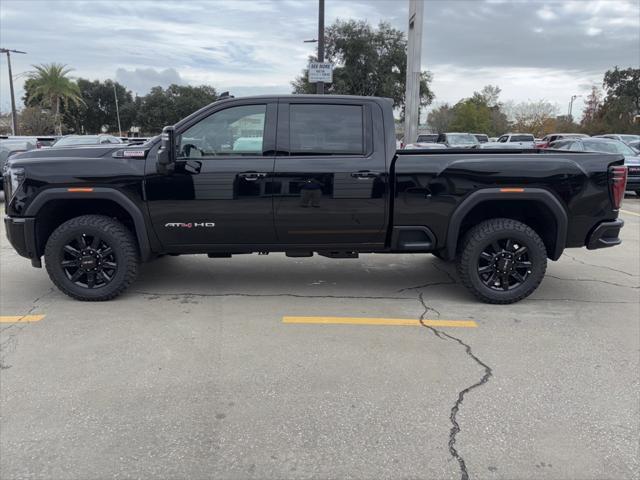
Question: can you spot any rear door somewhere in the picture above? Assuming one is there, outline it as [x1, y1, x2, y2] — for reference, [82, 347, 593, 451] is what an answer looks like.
[272, 99, 388, 246]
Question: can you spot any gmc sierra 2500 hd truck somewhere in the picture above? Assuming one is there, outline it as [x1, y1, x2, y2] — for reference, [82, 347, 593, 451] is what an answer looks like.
[3, 95, 627, 303]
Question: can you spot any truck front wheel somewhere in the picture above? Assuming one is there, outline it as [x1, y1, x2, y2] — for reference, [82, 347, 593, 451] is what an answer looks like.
[44, 215, 139, 301]
[456, 218, 547, 304]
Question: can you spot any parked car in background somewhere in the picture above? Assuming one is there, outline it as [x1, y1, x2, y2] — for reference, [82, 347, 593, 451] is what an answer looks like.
[550, 137, 640, 195]
[594, 134, 640, 145]
[416, 134, 438, 143]
[121, 137, 152, 145]
[495, 133, 536, 148]
[403, 142, 448, 150]
[473, 134, 489, 143]
[489, 137, 498, 142]
[52, 135, 123, 148]
[1, 139, 37, 190]
[436, 132, 480, 148]
[536, 133, 589, 148]
[1, 136, 59, 148]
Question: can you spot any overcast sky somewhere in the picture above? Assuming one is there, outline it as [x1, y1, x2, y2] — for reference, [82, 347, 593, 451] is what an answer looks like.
[1, 0, 639, 119]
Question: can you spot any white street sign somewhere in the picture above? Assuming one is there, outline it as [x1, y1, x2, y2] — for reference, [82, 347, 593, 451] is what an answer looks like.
[308, 62, 333, 83]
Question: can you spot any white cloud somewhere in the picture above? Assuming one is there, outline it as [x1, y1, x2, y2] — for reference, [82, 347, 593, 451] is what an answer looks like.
[537, 7, 558, 21]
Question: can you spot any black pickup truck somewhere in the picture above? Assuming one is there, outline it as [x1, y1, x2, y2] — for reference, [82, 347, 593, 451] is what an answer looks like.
[3, 95, 627, 303]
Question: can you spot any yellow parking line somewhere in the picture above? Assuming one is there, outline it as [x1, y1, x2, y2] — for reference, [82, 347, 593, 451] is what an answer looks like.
[0, 315, 46, 323]
[282, 316, 477, 328]
[620, 209, 640, 217]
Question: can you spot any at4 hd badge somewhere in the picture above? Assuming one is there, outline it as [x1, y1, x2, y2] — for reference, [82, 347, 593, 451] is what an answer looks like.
[164, 222, 216, 228]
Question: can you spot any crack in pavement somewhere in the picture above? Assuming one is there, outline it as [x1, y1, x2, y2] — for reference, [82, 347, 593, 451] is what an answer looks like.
[417, 292, 492, 480]
[398, 260, 458, 293]
[0, 288, 55, 369]
[562, 253, 639, 278]
[133, 290, 415, 301]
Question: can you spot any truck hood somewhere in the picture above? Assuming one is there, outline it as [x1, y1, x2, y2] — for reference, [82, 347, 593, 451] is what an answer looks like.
[8, 144, 123, 164]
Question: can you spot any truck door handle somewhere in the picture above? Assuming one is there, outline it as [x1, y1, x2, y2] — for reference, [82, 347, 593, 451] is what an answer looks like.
[351, 170, 380, 179]
[238, 172, 267, 181]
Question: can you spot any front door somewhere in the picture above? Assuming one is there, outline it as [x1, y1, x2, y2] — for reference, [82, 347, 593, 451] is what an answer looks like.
[146, 102, 277, 248]
[272, 100, 388, 247]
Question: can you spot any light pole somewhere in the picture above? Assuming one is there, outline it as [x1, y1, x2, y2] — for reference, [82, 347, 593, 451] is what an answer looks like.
[568, 94, 581, 120]
[317, 0, 325, 94]
[404, 0, 424, 144]
[113, 82, 122, 137]
[1, 48, 27, 135]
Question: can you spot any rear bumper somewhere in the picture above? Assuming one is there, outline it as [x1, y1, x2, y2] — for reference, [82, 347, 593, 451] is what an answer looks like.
[586, 219, 624, 250]
[4, 216, 40, 265]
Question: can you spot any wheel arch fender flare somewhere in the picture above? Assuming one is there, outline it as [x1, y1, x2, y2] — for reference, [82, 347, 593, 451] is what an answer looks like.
[25, 187, 153, 261]
[445, 188, 568, 261]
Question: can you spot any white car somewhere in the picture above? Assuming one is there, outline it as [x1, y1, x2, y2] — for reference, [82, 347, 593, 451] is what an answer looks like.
[494, 133, 536, 148]
[403, 142, 448, 150]
[594, 134, 640, 146]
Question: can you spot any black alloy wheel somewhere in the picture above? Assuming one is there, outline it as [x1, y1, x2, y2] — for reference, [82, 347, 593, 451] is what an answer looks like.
[61, 233, 118, 289]
[45, 215, 139, 301]
[477, 238, 532, 291]
[457, 218, 547, 304]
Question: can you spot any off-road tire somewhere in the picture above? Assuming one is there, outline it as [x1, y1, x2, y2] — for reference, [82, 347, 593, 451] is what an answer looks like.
[45, 215, 138, 301]
[456, 218, 547, 304]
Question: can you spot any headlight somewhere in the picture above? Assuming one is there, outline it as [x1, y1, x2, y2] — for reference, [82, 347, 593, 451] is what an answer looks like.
[7, 167, 25, 202]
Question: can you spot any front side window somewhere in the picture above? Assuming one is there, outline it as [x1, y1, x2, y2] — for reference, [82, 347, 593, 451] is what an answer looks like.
[289, 104, 364, 155]
[179, 104, 266, 158]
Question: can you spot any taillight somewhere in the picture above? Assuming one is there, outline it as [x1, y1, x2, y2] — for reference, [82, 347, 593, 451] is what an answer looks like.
[609, 165, 627, 209]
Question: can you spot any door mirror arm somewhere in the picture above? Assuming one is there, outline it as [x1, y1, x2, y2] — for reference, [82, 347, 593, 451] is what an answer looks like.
[157, 126, 176, 174]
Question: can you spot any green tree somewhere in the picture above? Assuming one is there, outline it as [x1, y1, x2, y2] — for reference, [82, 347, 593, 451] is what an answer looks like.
[62, 79, 136, 134]
[598, 67, 640, 133]
[449, 99, 493, 134]
[19, 106, 57, 135]
[427, 104, 455, 133]
[291, 20, 433, 113]
[603, 67, 640, 114]
[137, 84, 217, 133]
[27, 63, 84, 134]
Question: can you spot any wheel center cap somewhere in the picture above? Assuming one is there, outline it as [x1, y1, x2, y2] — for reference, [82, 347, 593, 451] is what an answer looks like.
[80, 255, 97, 269]
[497, 258, 511, 271]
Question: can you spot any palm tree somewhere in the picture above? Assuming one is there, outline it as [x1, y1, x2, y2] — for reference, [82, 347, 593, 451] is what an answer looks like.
[28, 63, 84, 135]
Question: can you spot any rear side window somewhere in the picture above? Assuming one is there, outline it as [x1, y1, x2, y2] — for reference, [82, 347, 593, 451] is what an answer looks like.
[289, 104, 364, 155]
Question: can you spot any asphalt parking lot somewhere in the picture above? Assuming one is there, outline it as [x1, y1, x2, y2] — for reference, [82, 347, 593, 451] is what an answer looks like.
[1, 193, 638, 480]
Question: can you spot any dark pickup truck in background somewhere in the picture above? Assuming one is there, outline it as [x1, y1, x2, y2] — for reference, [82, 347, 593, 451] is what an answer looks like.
[3, 95, 627, 303]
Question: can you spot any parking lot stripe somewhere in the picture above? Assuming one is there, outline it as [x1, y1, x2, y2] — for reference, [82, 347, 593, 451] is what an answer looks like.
[0, 315, 46, 323]
[282, 316, 477, 328]
[620, 209, 640, 217]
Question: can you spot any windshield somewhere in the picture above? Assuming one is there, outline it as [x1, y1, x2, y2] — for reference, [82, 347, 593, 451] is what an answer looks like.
[448, 134, 479, 145]
[619, 135, 640, 143]
[582, 140, 636, 156]
[54, 136, 101, 146]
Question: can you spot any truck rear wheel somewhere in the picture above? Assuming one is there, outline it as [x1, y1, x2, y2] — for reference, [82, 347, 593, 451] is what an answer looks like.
[44, 215, 138, 301]
[456, 218, 547, 304]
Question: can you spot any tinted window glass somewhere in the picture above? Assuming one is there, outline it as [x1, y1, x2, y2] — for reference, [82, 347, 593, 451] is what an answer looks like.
[179, 104, 266, 158]
[290, 104, 363, 155]
[510, 135, 534, 142]
[417, 134, 437, 143]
